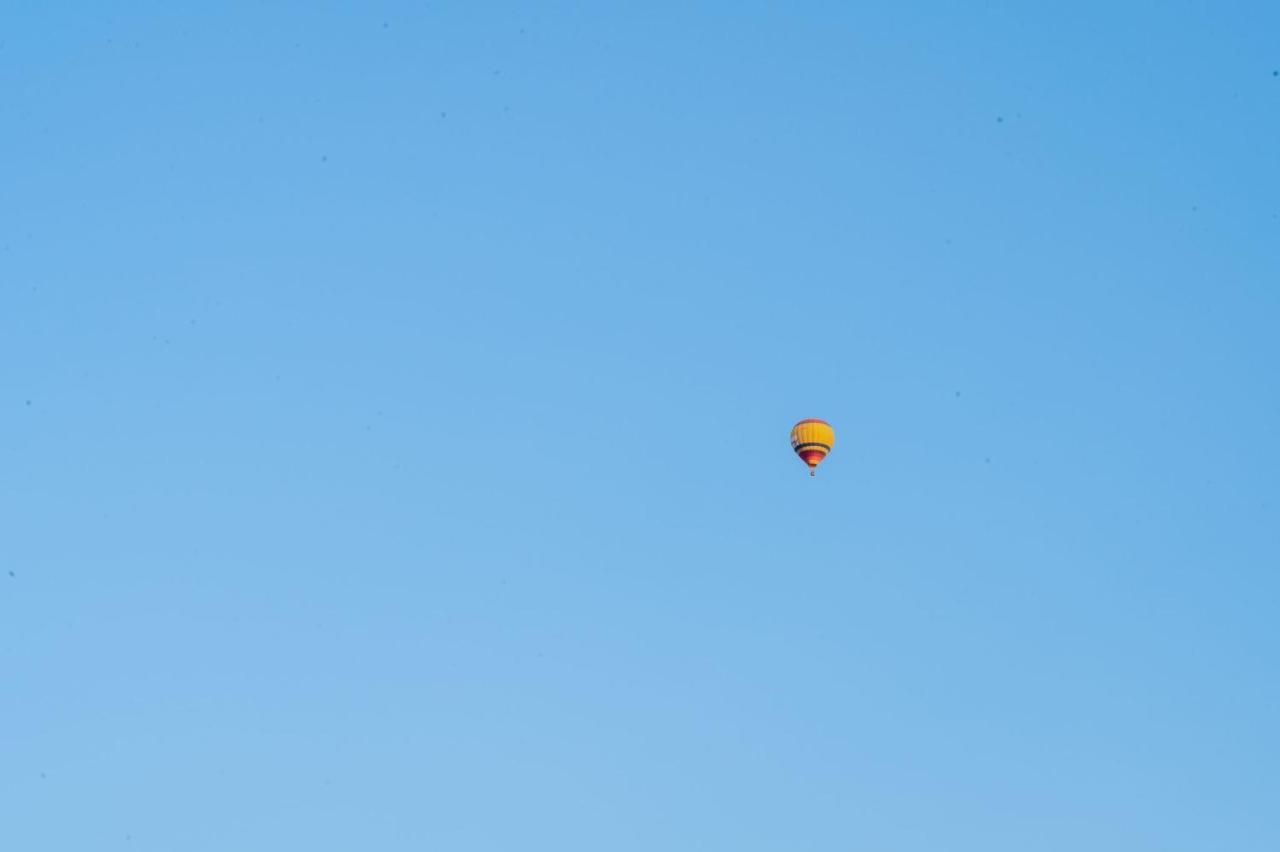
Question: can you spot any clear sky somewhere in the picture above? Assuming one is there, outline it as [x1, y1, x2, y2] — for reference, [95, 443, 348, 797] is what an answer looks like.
[3, 2, 1279, 849]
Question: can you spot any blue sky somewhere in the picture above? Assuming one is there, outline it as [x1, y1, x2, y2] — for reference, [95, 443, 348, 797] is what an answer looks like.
[3, 2, 1279, 849]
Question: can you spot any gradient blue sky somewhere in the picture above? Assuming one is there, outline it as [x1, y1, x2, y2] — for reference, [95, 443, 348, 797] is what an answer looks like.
[3, 3, 1279, 849]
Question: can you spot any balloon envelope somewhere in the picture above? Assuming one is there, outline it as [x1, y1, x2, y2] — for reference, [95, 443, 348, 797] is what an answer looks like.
[790, 419, 835, 475]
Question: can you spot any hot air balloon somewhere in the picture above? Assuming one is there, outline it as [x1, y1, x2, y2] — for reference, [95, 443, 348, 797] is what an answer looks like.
[790, 418, 835, 476]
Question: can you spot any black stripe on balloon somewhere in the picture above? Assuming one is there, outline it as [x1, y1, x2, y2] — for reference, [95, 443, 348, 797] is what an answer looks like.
[792, 442, 831, 452]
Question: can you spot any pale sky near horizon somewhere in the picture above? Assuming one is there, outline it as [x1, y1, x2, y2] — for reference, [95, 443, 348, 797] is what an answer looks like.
[3, 3, 1279, 849]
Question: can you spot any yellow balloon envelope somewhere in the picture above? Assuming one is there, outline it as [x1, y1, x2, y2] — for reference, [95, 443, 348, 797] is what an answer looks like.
[791, 418, 835, 476]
